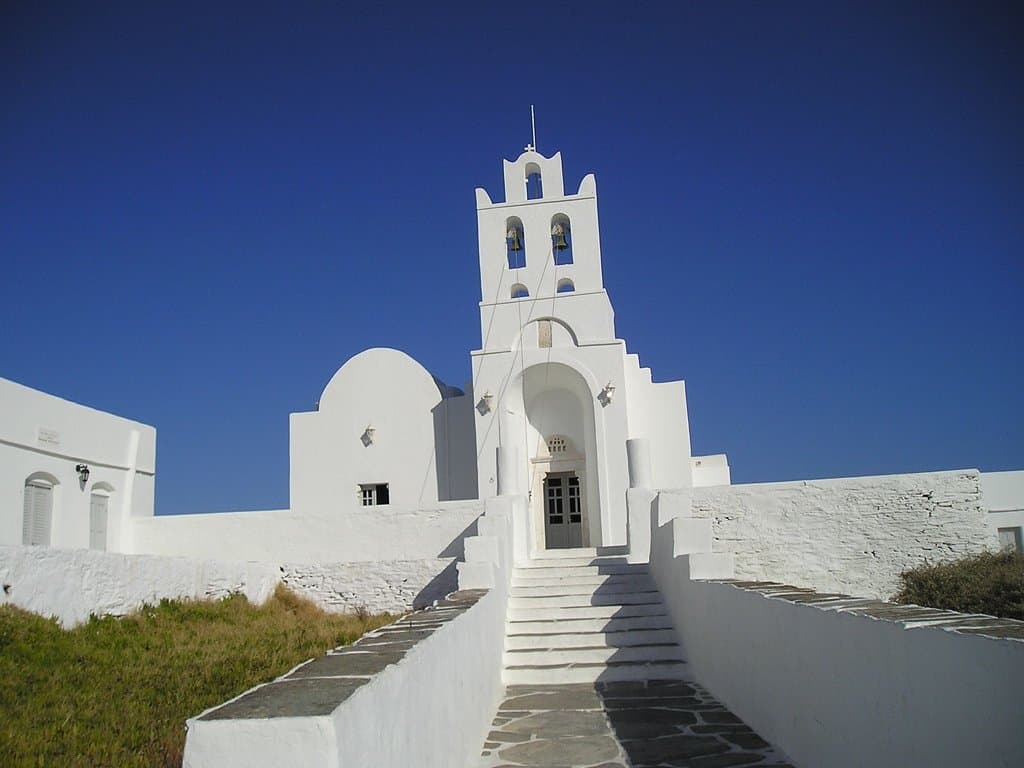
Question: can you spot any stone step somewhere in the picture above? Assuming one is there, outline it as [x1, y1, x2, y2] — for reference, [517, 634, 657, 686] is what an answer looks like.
[511, 579, 655, 597]
[517, 556, 632, 569]
[525, 547, 599, 560]
[512, 572, 654, 589]
[503, 659, 693, 685]
[504, 643, 685, 667]
[508, 614, 675, 634]
[509, 591, 662, 609]
[512, 563, 647, 579]
[507, 602, 666, 622]
[505, 628, 679, 650]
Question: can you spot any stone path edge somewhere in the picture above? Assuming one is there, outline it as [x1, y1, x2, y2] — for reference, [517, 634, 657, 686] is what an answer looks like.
[195, 588, 489, 721]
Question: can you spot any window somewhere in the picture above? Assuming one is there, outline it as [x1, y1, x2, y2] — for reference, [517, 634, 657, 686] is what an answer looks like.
[359, 483, 390, 506]
[511, 283, 529, 299]
[551, 214, 573, 264]
[556, 278, 575, 293]
[22, 479, 53, 546]
[998, 527, 1023, 554]
[506, 217, 525, 269]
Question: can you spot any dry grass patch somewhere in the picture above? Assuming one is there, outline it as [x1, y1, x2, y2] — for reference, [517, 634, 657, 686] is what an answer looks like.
[895, 550, 1024, 620]
[0, 586, 392, 767]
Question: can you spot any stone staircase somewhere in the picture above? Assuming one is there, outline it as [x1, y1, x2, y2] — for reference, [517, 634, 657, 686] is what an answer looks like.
[502, 549, 691, 684]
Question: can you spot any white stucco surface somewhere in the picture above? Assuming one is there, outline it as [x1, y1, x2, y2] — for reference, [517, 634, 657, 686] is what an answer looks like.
[982, 470, 1024, 547]
[0, 545, 278, 628]
[0, 377, 155, 553]
[648, 531, 1023, 768]
[184, 498, 516, 768]
[471, 150, 696, 555]
[131, 500, 483, 563]
[281, 558, 457, 614]
[289, 348, 477, 515]
[691, 470, 995, 600]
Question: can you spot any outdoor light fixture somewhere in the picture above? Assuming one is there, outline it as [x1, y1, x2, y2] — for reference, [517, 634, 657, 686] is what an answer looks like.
[361, 425, 376, 447]
[599, 382, 616, 407]
[75, 464, 90, 483]
[477, 391, 495, 415]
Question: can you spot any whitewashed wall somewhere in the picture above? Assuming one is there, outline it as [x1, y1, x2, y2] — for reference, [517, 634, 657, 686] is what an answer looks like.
[131, 500, 483, 563]
[0, 377, 155, 552]
[648, 542, 1023, 768]
[184, 497, 517, 768]
[691, 470, 995, 599]
[289, 348, 477, 516]
[0, 545, 277, 628]
[281, 558, 457, 615]
[982, 470, 1024, 549]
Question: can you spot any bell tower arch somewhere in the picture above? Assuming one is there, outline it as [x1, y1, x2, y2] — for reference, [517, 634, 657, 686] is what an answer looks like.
[474, 149, 616, 351]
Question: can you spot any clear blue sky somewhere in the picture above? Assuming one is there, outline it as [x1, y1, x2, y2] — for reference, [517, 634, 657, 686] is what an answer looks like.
[2, 3, 1021, 515]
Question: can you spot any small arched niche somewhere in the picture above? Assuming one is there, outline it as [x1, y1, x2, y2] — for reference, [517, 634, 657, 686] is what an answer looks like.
[556, 278, 575, 294]
[511, 283, 529, 299]
[505, 216, 525, 269]
[551, 213, 573, 265]
[525, 162, 543, 200]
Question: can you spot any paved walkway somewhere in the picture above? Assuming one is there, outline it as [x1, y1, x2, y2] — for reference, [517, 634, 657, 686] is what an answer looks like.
[479, 680, 791, 768]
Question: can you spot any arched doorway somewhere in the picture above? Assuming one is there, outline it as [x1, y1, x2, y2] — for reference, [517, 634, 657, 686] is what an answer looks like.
[518, 362, 601, 553]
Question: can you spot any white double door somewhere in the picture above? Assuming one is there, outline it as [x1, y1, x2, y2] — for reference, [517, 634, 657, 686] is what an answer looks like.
[543, 472, 584, 549]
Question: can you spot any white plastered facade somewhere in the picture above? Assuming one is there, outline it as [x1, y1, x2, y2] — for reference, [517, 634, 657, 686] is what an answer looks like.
[0, 377, 155, 553]
[4, 145, 1017, 575]
[471, 150, 698, 556]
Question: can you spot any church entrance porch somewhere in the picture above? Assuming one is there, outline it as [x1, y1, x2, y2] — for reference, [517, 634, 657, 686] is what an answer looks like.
[543, 471, 584, 549]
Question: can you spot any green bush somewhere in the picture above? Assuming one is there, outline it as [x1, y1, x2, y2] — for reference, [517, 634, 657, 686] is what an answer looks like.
[894, 550, 1024, 620]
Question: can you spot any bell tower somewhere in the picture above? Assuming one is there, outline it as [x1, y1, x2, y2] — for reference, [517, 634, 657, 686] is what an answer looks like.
[473, 148, 617, 353]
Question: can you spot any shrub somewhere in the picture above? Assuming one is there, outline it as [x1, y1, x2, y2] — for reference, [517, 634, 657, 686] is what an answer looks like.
[894, 550, 1024, 620]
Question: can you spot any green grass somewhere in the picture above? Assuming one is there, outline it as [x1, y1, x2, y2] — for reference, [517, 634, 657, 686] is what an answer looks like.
[894, 549, 1024, 620]
[0, 586, 392, 767]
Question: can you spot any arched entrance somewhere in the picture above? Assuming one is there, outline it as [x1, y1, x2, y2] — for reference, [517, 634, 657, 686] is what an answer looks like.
[518, 362, 601, 553]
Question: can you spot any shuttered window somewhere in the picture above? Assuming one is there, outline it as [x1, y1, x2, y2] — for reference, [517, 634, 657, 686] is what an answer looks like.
[22, 482, 53, 546]
[90, 494, 108, 551]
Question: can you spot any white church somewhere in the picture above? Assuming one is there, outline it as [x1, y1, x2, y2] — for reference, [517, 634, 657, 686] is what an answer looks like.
[1, 144, 1021, 585]
[2, 144, 1023, 768]
[1, 145, 738, 570]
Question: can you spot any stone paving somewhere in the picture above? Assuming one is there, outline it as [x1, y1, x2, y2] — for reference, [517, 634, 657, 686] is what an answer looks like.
[198, 589, 486, 721]
[479, 680, 791, 768]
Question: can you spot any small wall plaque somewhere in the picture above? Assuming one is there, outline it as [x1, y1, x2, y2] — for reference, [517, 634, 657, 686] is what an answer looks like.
[37, 428, 60, 447]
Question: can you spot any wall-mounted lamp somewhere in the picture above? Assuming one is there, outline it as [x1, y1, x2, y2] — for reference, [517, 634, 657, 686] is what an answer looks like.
[75, 463, 90, 484]
[361, 425, 376, 447]
[477, 391, 495, 416]
[598, 382, 616, 408]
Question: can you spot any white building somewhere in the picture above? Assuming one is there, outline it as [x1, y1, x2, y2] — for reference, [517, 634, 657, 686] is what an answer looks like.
[1, 145, 1020, 620]
[0, 377, 155, 552]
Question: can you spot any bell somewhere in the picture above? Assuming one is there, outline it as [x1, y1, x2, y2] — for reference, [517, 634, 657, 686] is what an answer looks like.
[552, 223, 568, 250]
[506, 227, 522, 251]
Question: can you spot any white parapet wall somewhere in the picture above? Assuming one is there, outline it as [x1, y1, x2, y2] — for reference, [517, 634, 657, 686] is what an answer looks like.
[690, 469, 995, 600]
[647, 501, 1024, 768]
[184, 496, 516, 768]
[0, 545, 279, 628]
[130, 500, 485, 564]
